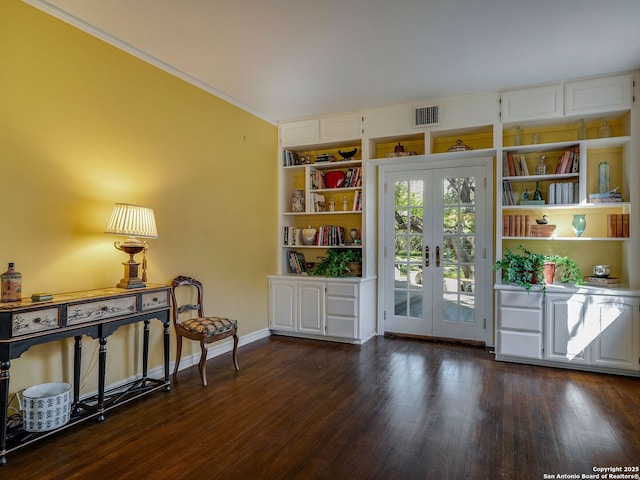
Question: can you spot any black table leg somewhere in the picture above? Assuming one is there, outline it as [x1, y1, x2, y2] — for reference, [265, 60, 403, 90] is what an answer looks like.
[163, 320, 170, 391]
[73, 336, 82, 413]
[142, 319, 150, 383]
[97, 337, 107, 422]
[0, 360, 10, 466]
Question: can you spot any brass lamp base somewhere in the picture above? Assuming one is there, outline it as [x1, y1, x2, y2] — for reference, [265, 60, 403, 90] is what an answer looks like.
[114, 240, 148, 289]
[116, 259, 146, 289]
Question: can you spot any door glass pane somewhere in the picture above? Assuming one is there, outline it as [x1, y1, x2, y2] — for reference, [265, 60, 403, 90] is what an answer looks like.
[393, 180, 424, 319]
[439, 176, 476, 324]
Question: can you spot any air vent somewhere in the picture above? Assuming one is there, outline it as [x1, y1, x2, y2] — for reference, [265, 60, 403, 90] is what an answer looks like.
[413, 105, 439, 128]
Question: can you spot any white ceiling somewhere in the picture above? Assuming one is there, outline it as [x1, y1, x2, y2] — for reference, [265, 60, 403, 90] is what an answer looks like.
[29, 0, 640, 124]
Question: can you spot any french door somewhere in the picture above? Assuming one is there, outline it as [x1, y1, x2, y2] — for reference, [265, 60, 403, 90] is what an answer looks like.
[381, 163, 490, 343]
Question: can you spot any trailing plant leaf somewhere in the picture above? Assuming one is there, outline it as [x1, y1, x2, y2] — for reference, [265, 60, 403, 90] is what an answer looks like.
[493, 245, 583, 292]
[311, 248, 362, 277]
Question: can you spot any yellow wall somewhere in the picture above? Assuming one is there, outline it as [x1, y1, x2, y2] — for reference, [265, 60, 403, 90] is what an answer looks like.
[0, 1, 277, 397]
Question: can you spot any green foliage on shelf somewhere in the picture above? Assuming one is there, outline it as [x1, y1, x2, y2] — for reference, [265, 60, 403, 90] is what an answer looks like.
[493, 245, 583, 292]
[545, 254, 584, 286]
[310, 248, 362, 277]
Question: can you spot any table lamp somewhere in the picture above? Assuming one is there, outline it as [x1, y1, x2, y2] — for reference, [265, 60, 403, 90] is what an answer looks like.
[105, 203, 158, 289]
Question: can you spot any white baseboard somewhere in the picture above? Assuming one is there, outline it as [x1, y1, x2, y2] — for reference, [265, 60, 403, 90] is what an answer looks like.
[81, 328, 272, 400]
[169, 327, 271, 374]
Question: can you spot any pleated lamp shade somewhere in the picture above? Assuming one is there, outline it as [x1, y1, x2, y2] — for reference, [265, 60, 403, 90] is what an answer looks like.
[105, 203, 158, 239]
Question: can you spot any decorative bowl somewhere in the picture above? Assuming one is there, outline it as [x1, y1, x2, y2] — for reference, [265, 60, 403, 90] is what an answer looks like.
[447, 139, 472, 152]
[338, 148, 357, 160]
[593, 265, 611, 277]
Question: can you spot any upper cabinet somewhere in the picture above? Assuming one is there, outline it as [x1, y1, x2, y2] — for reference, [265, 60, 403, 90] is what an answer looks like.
[280, 119, 319, 147]
[280, 113, 362, 148]
[565, 74, 633, 116]
[320, 113, 363, 143]
[501, 84, 563, 124]
[502, 73, 634, 125]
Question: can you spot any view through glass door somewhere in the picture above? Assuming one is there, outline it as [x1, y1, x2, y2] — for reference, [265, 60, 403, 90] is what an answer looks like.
[383, 165, 487, 342]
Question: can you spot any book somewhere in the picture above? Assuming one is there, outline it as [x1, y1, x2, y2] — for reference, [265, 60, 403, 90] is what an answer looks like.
[31, 293, 53, 302]
[570, 148, 580, 173]
[607, 214, 616, 237]
[616, 214, 623, 237]
[513, 155, 521, 176]
[584, 281, 620, 288]
[310, 193, 325, 212]
[502, 180, 514, 206]
[502, 215, 510, 236]
[584, 276, 619, 284]
[352, 191, 362, 211]
[518, 155, 529, 175]
[284, 226, 302, 246]
[506, 153, 516, 176]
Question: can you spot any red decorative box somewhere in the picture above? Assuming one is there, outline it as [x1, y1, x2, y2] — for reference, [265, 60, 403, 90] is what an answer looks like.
[325, 171, 345, 188]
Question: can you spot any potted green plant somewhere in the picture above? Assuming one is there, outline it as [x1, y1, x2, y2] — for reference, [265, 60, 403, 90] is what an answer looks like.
[311, 248, 362, 277]
[493, 245, 583, 292]
[544, 254, 584, 286]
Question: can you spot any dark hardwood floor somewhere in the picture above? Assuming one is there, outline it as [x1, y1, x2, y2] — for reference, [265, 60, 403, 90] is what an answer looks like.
[3, 335, 640, 479]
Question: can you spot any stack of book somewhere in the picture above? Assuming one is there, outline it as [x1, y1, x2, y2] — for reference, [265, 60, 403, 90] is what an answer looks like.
[583, 276, 621, 288]
[283, 226, 303, 246]
[316, 225, 346, 246]
[505, 153, 530, 176]
[589, 191, 623, 204]
[310, 170, 326, 189]
[352, 191, 362, 211]
[554, 148, 580, 174]
[548, 181, 579, 205]
[502, 180, 515, 206]
[283, 150, 302, 166]
[529, 224, 557, 238]
[606, 214, 630, 238]
[344, 168, 361, 187]
[310, 193, 326, 212]
[287, 251, 308, 274]
[502, 214, 530, 237]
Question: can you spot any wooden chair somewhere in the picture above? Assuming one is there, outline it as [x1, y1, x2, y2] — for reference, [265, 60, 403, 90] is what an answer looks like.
[169, 275, 239, 385]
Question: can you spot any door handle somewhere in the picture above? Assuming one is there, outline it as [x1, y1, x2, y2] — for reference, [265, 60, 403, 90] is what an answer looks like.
[424, 245, 429, 267]
[436, 245, 440, 267]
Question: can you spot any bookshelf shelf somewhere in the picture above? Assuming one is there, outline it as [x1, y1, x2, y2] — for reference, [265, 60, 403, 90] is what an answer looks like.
[497, 81, 634, 287]
[279, 140, 365, 276]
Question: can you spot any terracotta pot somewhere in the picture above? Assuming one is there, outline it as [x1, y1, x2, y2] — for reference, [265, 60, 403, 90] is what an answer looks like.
[543, 262, 556, 285]
[347, 262, 362, 277]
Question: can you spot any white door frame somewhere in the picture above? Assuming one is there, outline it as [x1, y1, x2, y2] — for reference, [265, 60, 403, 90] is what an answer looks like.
[376, 155, 494, 346]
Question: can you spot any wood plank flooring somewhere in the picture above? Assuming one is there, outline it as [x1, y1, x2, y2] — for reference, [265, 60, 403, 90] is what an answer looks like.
[3, 335, 640, 479]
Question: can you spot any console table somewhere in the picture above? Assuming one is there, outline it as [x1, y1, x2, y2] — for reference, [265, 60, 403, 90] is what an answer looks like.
[0, 284, 171, 465]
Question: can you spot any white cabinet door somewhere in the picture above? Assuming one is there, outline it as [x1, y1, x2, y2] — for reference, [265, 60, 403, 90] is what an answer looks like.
[565, 74, 633, 116]
[589, 295, 640, 371]
[269, 279, 297, 331]
[280, 119, 319, 147]
[319, 113, 362, 143]
[298, 281, 325, 335]
[501, 84, 563, 123]
[545, 293, 589, 364]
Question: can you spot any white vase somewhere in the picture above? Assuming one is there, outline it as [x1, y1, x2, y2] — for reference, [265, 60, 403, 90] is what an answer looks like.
[301, 225, 316, 245]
